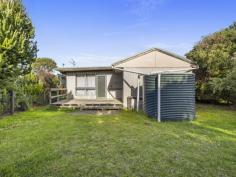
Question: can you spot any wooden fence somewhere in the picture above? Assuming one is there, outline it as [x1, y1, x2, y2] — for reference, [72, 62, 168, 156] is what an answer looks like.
[49, 88, 68, 104]
[0, 88, 69, 115]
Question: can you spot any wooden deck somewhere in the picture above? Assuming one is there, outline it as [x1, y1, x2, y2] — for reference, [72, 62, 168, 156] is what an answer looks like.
[51, 99, 123, 110]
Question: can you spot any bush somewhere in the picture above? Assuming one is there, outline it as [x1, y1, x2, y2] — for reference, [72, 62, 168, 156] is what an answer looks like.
[186, 22, 236, 104]
[15, 73, 44, 110]
[209, 66, 236, 104]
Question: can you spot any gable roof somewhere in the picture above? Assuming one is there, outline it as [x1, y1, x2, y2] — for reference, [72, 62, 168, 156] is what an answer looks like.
[112, 48, 196, 67]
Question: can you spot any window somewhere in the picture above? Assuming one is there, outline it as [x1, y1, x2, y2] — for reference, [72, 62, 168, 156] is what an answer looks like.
[76, 74, 96, 98]
[77, 75, 86, 87]
[87, 75, 96, 87]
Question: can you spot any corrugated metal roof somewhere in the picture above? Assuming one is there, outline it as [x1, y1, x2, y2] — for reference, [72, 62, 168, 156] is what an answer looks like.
[57, 66, 113, 73]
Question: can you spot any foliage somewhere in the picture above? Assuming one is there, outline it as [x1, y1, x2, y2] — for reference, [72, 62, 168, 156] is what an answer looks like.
[13, 58, 59, 110]
[32, 58, 59, 89]
[0, 104, 235, 177]
[210, 66, 236, 104]
[8, 58, 59, 111]
[32, 58, 57, 73]
[14, 73, 44, 110]
[186, 22, 236, 103]
[0, 89, 9, 114]
[0, 0, 37, 89]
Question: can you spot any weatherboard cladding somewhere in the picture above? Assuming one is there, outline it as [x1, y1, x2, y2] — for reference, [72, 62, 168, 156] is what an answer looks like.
[144, 74, 195, 120]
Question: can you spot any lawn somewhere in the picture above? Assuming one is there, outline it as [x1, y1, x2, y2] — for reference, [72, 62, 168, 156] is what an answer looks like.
[0, 104, 235, 177]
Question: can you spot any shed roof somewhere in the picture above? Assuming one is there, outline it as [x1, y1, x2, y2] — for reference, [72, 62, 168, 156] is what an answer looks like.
[57, 66, 113, 73]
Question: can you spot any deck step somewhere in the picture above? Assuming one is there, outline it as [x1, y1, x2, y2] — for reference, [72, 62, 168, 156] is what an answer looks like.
[57, 103, 123, 110]
[52, 99, 123, 110]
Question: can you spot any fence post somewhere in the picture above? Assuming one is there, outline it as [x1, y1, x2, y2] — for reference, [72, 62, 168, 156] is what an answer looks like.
[9, 90, 14, 115]
[43, 91, 46, 104]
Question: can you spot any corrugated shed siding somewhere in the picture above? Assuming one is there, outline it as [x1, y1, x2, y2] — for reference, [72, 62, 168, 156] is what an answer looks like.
[160, 74, 195, 120]
[143, 75, 157, 118]
[144, 74, 195, 120]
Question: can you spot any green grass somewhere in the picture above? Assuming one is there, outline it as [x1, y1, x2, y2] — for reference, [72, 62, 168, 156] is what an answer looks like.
[0, 104, 236, 177]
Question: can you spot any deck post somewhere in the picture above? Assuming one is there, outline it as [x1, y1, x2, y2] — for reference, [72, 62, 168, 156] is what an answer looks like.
[49, 89, 51, 104]
[136, 75, 140, 111]
[57, 90, 59, 102]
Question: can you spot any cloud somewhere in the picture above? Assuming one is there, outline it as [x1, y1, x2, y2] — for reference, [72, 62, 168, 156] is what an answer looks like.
[125, 0, 166, 16]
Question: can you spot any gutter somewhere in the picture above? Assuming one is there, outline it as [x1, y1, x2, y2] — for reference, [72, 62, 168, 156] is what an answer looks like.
[112, 65, 198, 75]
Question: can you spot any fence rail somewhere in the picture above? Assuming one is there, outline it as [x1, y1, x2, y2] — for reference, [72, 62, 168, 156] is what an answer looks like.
[49, 88, 68, 104]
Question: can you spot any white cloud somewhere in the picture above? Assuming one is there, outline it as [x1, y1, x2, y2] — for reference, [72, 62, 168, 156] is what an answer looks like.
[125, 0, 166, 16]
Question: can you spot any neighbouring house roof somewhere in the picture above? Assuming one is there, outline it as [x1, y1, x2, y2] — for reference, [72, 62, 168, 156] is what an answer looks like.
[112, 48, 197, 67]
[57, 66, 113, 73]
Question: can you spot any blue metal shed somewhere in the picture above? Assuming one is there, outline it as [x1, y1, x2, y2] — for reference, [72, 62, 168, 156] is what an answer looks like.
[143, 73, 195, 121]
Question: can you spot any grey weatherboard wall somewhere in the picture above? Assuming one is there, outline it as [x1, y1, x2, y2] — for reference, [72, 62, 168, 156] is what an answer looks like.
[143, 74, 195, 120]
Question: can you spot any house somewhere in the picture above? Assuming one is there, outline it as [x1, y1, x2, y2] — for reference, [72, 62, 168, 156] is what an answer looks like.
[57, 48, 197, 114]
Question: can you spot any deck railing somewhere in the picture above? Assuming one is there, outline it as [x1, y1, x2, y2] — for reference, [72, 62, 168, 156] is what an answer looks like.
[49, 88, 68, 104]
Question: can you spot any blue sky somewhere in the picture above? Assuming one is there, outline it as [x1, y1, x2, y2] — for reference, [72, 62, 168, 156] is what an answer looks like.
[23, 0, 236, 67]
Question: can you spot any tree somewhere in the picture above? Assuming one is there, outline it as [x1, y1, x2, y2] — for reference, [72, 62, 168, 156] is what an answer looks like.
[32, 58, 58, 89]
[32, 58, 57, 73]
[210, 66, 236, 104]
[186, 22, 236, 103]
[0, 0, 37, 89]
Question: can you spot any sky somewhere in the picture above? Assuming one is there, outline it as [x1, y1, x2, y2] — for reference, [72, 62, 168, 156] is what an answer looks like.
[23, 0, 236, 67]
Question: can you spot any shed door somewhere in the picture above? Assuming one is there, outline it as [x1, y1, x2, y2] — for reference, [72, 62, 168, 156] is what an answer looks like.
[96, 75, 106, 98]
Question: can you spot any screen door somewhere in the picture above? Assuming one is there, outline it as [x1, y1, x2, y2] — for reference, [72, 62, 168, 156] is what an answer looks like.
[96, 75, 106, 98]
